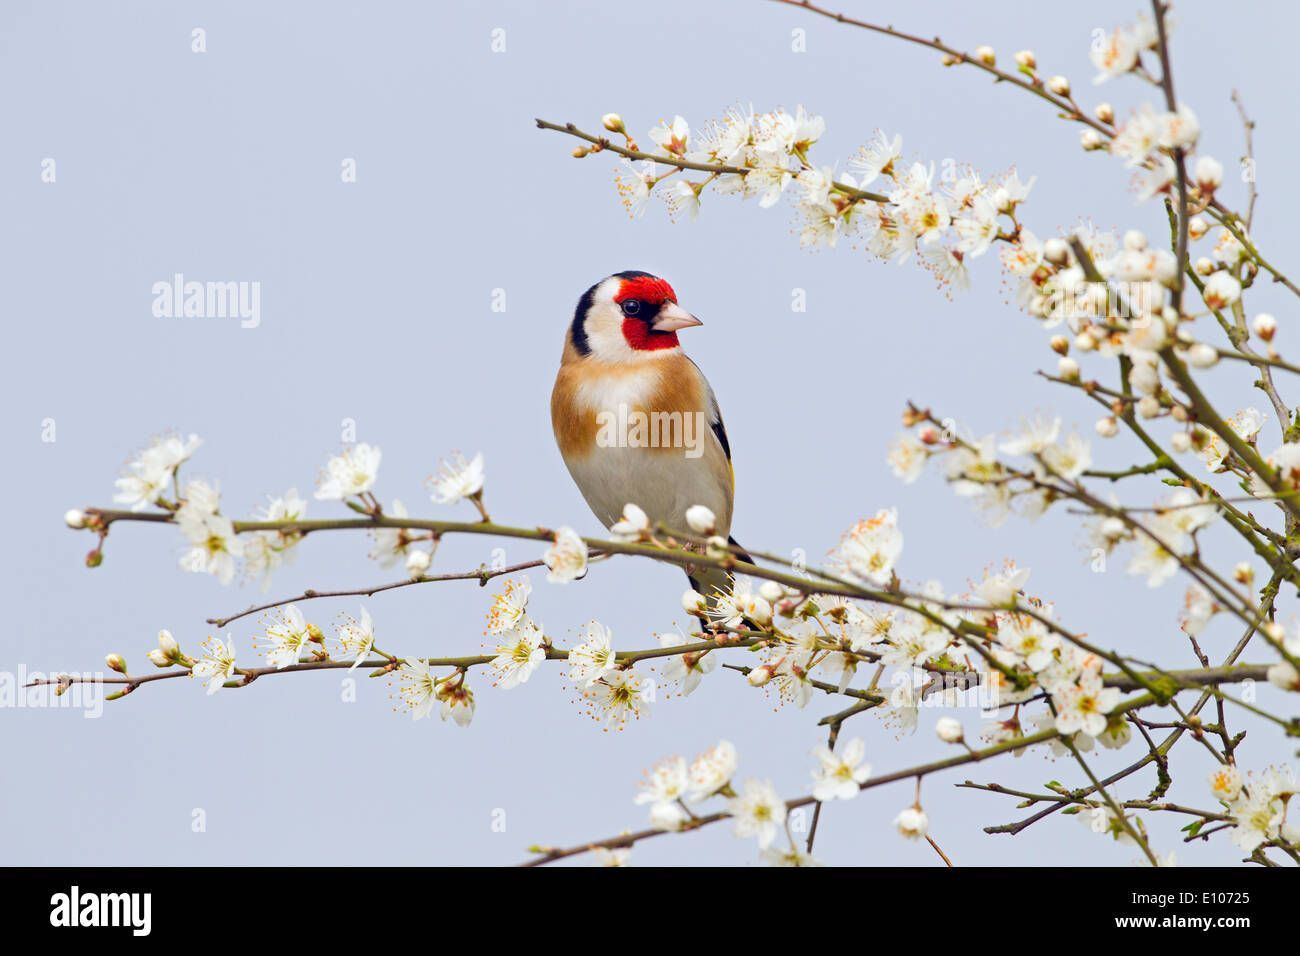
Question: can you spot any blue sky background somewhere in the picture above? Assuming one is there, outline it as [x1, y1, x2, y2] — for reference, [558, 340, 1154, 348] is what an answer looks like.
[3, 0, 1297, 866]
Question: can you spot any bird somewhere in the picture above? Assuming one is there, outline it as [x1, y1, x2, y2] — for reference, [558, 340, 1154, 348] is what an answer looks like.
[551, 270, 749, 608]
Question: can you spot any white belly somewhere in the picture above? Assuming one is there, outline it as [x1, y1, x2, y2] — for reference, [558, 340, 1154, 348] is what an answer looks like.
[564, 445, 732, 538]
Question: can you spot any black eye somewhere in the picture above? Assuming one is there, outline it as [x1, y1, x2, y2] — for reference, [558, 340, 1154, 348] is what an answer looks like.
[620, 299, 642, 316]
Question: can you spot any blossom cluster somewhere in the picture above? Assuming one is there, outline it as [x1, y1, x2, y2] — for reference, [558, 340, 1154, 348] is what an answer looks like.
[96, 436, 492, 591]
[1210, 764, 1300, 853]
[888, 414, 1230, 592]
[481, 576, 655, 730]
[619, 736, 927, 867]
[610, 106, 1033, 290]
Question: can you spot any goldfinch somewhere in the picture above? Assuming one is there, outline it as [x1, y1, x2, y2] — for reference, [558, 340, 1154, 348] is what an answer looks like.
[551, 271, 748, 604]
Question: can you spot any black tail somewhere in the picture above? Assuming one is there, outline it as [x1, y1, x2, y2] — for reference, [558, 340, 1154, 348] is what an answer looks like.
[728, 535, 755, 567]
[687, 536, 753, 619]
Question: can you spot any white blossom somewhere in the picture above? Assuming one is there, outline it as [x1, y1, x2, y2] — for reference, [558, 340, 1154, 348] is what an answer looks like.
[315, 443, 382, 501]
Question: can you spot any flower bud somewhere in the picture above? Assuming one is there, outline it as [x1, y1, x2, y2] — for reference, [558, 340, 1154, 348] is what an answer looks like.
[772, 599, 801, 623]
[1079, 129, 1103, 150]
[1057, 356, 1080, 380]
[1048, 75, 1071, 96]
[747, 663, 776, 687]
[893, 806, 929, 839]
[1171, 404, 1189, 422]
[1194, 156, 1223, 192]
[935, 717, 964, 743]
[157, 629, 180, 658]
[1044, 237, 1070, 266]
[1235, 563, 1256, 587]
[1194, 256, 1215, 276]
[1169, 432, 1191, 453]
[105, 653, 127, 675]
[1253, 313, 1277, 342]
[85, 549, 103, 568]
[1152, 253, 1179, 287]
[1202, 272, 1241, 310]
[1123, 229, 1147, 252]
[1075, 331, 1098, 352]
[681, 588, 707, 615]
[64, 509, 87, 529]
[1137, 396, 1161, 419]
[147, 648, 170, 668]
[1268, 661, 1300, 691]
[758, 580, 784, 604]
[406, 548, 432, 576]
[572, 146, 589, 158]
[1095, 416, 1119, 438]
[1049, 334, 1070, 355]
[602, 113, 625, 133]
[1188, 216, 1208, 241]
[685, 504, 717, 535]
[975, 45, 995, 66]
[1185, 343, 1219, 368]
[1014, 49, 1036, 70]
[648, 800, 689, 832]
[705, 535, 729, 559]
[1094, 102, 1114, 124]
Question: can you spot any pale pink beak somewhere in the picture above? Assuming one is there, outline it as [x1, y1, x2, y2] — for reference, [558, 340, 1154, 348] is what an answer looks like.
[652, 301, 703, 333]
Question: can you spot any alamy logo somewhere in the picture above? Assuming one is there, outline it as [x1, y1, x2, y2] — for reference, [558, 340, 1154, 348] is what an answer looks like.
[151, 273, 260, 328]
[49, 886, 151, 936]
[595, 403, 708, 459]
[0, 667, 103, 718]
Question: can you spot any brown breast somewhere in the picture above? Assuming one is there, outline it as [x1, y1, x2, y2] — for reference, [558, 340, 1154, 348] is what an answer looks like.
[551, 349, 706, 462]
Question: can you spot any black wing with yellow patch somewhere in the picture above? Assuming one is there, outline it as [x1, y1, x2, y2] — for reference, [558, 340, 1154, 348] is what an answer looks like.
[690, 358, 735, 491]
[685, 360, 752, 590]
[711, 414, 732, 462]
